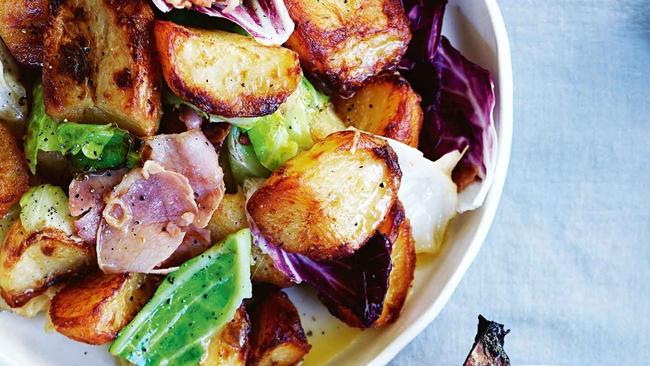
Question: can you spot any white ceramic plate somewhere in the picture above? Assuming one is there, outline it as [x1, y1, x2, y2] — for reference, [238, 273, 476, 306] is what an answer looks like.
[0, 1, 512, 365]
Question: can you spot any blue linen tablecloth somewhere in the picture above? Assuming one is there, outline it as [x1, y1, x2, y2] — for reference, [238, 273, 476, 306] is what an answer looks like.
[392, 1, 650, 365]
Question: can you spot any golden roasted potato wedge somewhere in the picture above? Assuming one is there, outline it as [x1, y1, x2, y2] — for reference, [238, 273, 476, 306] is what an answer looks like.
[285, 0, 411, 97]
[248, 290, 311, 366]
[49, 272, 158, 345]
[334, 74, 423, 147]
[43, 0, 162, 136]
[207, 192, 291, 287]
[248, 130, 401, 260]
[0, 122, 28, 217]
[0, 0, 49, 66]
[0, 285, 60, 318]
[155, 21, 302, 118]
[201, 305, 251, 366]
[0, 220, 94, 307]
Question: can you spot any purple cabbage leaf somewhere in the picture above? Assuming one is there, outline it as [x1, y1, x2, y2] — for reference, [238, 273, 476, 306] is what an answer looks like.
[151, 0, 294, 46]
[251, 220, 393, 328]
[401, 0, 498, 212]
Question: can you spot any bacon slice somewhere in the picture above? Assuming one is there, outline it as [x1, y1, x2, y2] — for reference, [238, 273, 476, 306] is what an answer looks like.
[69, 169, 128, 243]
[97, 161, 198, 273]
[158, 225, 212, 269]
[144, 130, 224, 228]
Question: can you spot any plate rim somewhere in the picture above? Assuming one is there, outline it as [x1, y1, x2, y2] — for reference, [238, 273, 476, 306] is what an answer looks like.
[366, 0, 514, 364]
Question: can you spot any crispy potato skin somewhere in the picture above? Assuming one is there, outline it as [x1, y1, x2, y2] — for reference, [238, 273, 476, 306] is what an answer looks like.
[0, 220, 94, 307]
[207, 192, 291, 287]
[201, 305, 251, 366]
[334, 74, 423, 147]
[155, 21, 302, 118]
[0, 0, 49, 66]
[43, 0, 161, 136]
[0, 122, 28, 217]
[49, 272, 158, 345]
[247, 291, 311, 366]
[248, 130, 401, 260]
[285, 0, 411, 97]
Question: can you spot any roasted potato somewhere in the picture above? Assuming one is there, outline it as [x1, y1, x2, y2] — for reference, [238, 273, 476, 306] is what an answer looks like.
[49, 272, 158, 345]
[248, 130, 401, 260]
[0, 0, 49, 66]
[43, 0, 162, 136]
[285, 0, 411, 97]
[0, 122, 28, 217]
[247, 290, 311, 366]
[201, 305, 251, 366]
[207, 192, 248, 243]
[207, 192, 291, 287]
[0, 285, 60, 318]
[0, 220, 94, 307]
[155, 21, 302, 118]
[334, 74, 423, 147]
[250, 245, 292, 288]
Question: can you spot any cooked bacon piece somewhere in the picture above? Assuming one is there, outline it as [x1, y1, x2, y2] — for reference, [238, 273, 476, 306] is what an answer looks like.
[144, 130, 224, 228]
[69, 169, 128, 243]
[157, 225, 212, 269]
[97, 161, 198, 273]
[178, 106, 204, 131]
[463, 315, 511, 366]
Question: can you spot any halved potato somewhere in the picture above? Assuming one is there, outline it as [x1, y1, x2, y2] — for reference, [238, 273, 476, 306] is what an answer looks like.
[43, 0, 161, 136]
[155, 21, 302, 118]
[0, 122, 28, 217]
[248, 290, 311, 366]
[248, 130, 401, 260]
[285, 0, 411, 97]
[0, 220, 94, 307]
[207, 192, 291, 287]
[49, 272, 158, 345]
[0, 0, 49, 66]
[201, 305, 251, 366]
[334, 74, 423, 147]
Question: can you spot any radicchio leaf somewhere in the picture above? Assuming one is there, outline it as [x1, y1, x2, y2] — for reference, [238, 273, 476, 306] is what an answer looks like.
[152, 0, 294, 46]
[401, 0, 498, 212]
[251, 221, 393, 327]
